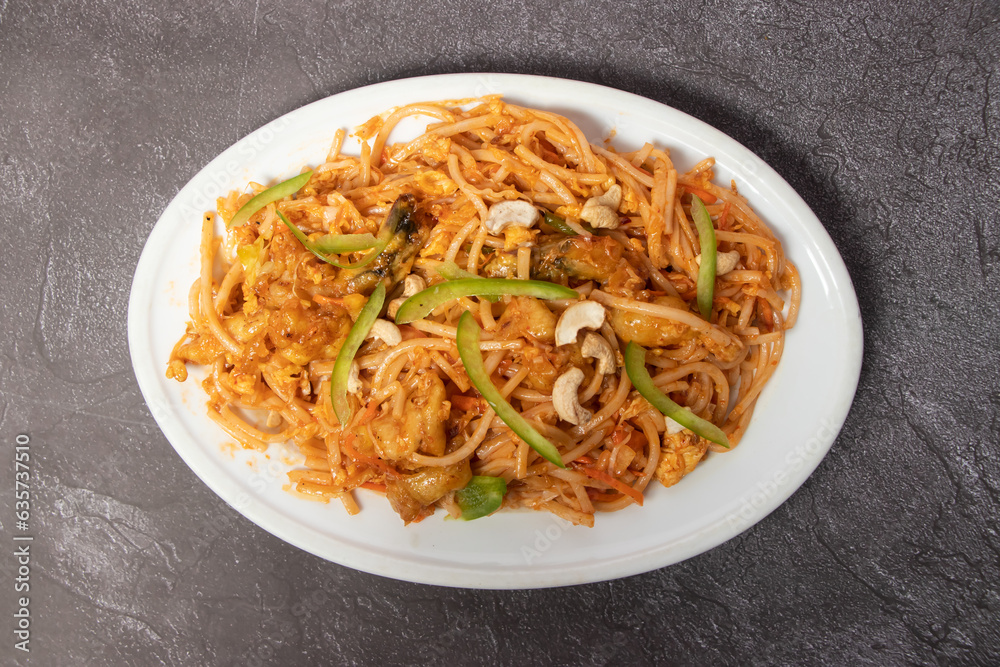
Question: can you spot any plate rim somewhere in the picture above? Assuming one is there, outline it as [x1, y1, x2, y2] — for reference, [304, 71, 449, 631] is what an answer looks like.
[128, 72, 863, 589]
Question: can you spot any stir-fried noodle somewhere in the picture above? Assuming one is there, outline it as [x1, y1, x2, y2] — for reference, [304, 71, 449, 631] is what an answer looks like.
[167, 97, 800, 526]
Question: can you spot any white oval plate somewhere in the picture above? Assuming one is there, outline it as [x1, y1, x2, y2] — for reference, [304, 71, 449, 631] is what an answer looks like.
[128, 73, 862, 589]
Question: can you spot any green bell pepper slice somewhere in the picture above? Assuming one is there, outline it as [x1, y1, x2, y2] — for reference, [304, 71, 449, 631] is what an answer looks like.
[395, 279, 577, 324]
[623, 340, 730, 448]
[690, 194, 717, 320]
[434, 261, 499, 303]
[228, 170, 313, 228]
[456, 311, 566, 467]
[278, 211, 385, 270]
[455, 476, 508, 520]
[331, 282, 386, 424]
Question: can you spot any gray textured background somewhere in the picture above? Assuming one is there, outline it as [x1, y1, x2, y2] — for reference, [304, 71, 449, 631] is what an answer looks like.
[1, 0, 998, 664]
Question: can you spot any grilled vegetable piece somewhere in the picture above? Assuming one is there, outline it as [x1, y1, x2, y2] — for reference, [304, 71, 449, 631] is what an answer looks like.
[531, 235, 624, 283]
[330, 194, 429, 296]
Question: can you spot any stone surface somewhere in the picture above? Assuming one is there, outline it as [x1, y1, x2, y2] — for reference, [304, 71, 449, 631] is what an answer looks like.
[1, 0, 999, 664]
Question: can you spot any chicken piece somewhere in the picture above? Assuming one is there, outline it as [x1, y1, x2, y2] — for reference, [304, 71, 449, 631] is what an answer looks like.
[520, 346, 560, 392]
[609, 295, 696, 348]
[506, 344, 587, 394]
[655, 431, 709, 488]
[494, 297, 557, 344]
[370, 371, 450, 460]
[385, 461, 472, 523]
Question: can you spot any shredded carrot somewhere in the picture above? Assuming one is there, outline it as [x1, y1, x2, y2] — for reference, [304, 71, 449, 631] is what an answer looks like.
[625, 429, 648, 452]
[758, 297, 774, 331]
[355, 400, 380, 427]
[360, 481, 386, 493]
[586, 489, 623, 502]
[575, 454, 596, 465]
[573, 464, 644, 506]
[313, 294, 346, 307]
[681, 185, 718, 204]
[450, 394, 482, 412]
[717, 201, 732, 230]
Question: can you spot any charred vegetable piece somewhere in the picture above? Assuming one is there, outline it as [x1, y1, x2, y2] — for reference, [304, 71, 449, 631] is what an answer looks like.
[456, 476, 508, 520]
[331, 282, 386, 424]
[456, 312, 566, 467]
[228, 171, 313, 228]
[395, 279, 576, 324]
[434, 261, 499, 303]
[623, 341, 729, 448]
[690, 194, 717, 319]
[531, 235, 624, 283]
[330, 194, 427, 295]
[278, 211, 381, 269]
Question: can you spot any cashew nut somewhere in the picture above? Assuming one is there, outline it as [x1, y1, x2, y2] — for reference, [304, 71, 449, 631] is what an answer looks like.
[346, 361, 362, 394]
[554, 301, 606, 346]
[580, 184, 623, 229]
[367, 319, 402, 347]
[581, 332, 615, 374]
[696, 250, 741, 276]
[552, 367, 592, 426]
[483, 200, 539, 235]
[388, 274, 427, 318]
